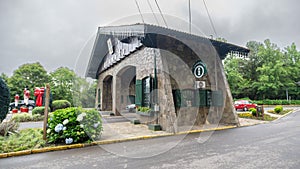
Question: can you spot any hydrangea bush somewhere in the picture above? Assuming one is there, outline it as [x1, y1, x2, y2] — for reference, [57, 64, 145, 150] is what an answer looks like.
[47, 107, 102, 144]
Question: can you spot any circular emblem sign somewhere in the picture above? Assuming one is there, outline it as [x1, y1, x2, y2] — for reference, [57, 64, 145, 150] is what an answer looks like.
[192, 61, 207, 78]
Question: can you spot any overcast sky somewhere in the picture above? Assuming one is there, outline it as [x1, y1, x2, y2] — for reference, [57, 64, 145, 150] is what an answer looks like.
[1, 0, 299, 77]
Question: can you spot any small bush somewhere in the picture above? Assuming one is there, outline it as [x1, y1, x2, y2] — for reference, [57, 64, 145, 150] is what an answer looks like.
[51, 100, 71, 111]
[253, 100, 263, 105]
[238, 113, 252, 118]
[274, 105, 283, 114]
[32, 106, 50, 115]
[0, 121, 19, 136]
[0, 128, 46, 153]
[249, 108, 258, 116]
[11, 113, 44, 122]
[32, 114, 44, 121]
[47, 107, 102, 144]
[11, 113, 32, 122]
[137, 107, 151, 112]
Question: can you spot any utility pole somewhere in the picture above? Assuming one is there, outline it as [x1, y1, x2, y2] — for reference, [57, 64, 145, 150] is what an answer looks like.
[188, 0, 192, 34]
[43, 84, 50, 140]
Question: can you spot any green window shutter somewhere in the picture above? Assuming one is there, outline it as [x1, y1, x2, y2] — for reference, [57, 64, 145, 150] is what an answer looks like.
[195, 89, 207, 107]
[172, 89, 181, 108]
[135, 80, 142, 106]
[97, 89, 101, 104]
[212, 90, 223, 107]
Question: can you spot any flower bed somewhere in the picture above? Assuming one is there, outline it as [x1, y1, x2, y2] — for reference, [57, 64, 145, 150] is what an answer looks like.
[47, 107, 102, 144]
[238, 112, 277, 121]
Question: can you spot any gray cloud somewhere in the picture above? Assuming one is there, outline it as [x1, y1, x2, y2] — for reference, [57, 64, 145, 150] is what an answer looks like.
[0, 0, 299, 77]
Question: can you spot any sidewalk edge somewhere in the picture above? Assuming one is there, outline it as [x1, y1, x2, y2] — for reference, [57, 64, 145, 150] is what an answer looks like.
[0, 125, 237, 158]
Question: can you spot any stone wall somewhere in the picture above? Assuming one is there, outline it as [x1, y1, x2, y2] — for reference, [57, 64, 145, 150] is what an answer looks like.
[96, 35, 239, 132]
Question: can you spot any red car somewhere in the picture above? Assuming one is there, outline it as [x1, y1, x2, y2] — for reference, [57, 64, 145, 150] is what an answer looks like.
[234, 100, 257, 111]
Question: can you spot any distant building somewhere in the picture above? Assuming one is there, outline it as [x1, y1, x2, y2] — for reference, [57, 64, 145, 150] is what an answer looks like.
[86, 23, 249, 132]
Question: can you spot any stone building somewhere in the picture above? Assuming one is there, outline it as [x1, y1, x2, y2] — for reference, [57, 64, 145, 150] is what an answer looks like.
[86, 23, 249, 132]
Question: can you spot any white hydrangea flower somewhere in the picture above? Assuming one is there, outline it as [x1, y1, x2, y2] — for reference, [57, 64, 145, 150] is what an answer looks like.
[93, 122, 100, 128]
[63, 119, 69, 125]
[54, 124, 63, 133]
[65, 138, 73, 144]
[76, 114, 84, 122]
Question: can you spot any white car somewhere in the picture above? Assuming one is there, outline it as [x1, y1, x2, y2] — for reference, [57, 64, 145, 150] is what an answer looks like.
[126, 104, 136, 112]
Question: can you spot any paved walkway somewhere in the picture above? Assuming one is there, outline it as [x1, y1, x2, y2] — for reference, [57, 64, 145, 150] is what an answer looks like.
[10, 115, 270, 139]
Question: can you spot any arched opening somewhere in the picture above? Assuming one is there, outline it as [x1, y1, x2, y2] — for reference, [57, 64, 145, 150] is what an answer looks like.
[116, 66, 137, 113]
[102, 75, 113, 111]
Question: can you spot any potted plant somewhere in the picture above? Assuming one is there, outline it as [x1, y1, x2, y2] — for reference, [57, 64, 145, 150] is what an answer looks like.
[12, 108, 18, 113]
[20, 105, 29, 113]
[136, 106, 154, 117]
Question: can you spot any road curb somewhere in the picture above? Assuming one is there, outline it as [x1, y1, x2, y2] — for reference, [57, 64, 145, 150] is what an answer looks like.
[0, 125, 237, 158]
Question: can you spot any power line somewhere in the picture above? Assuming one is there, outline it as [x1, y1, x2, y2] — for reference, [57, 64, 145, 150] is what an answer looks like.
[135, 0, 145, 24]
[147, 0, 160, 25]
[203, 0, 218, 38]
[154, 0, 168, 28]
[188, 0, 192, 33]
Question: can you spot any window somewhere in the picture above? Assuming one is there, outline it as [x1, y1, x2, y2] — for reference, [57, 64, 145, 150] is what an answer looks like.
[135, 76, 153, 107]
[143, 77, 151, 107]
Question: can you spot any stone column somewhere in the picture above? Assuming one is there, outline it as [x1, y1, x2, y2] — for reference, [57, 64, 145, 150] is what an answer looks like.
[113, 74, 121, 116]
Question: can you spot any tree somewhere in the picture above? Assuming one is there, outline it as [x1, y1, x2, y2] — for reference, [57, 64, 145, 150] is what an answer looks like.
[224, 54, 249, 98]
[72, 77, 96, 108]
[0, 73, 9, 83]
[224, 39, 300, 100]
[50, 67, 76, 104]
[283, 43, 300, 99]
[8, 62, 49, 101]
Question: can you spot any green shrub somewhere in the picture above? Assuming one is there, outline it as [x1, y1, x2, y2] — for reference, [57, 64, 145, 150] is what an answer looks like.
[263, 99, 273, 105]
[274, 105, 283, 114]
[249, 100, 300, 105]
[11, 113, 44, 122]
[249, 108, 258, 116]
[253, 100, 263, 105]
[11, 113, 32, 122]
[0, 120, 19, 136]
[0, 128, 46, 153]
[137, 107, 151, 112]
[32, 106, 50, 115]
[238, 112, 252, 118]
[32, 114, 44, 121]
[0, 77, 10, 122]
[290, 100, 300, 105]
[51, 100, 71, 111]
[47, 107, 102, 144]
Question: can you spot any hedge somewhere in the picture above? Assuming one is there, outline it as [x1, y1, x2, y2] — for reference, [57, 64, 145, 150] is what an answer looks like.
[242, 100, 300, 105]
[32, 106, 50, 115]
[51, 100, 71, 111]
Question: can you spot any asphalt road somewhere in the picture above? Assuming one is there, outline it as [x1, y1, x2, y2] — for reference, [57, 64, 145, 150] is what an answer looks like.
[1, 110, 300, 169]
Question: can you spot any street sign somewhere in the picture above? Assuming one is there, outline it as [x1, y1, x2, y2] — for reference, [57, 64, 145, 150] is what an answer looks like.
[192, 61, 207, 78]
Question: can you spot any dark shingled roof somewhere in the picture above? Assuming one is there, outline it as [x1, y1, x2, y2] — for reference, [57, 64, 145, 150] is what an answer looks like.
[86, 23, 249, 79]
